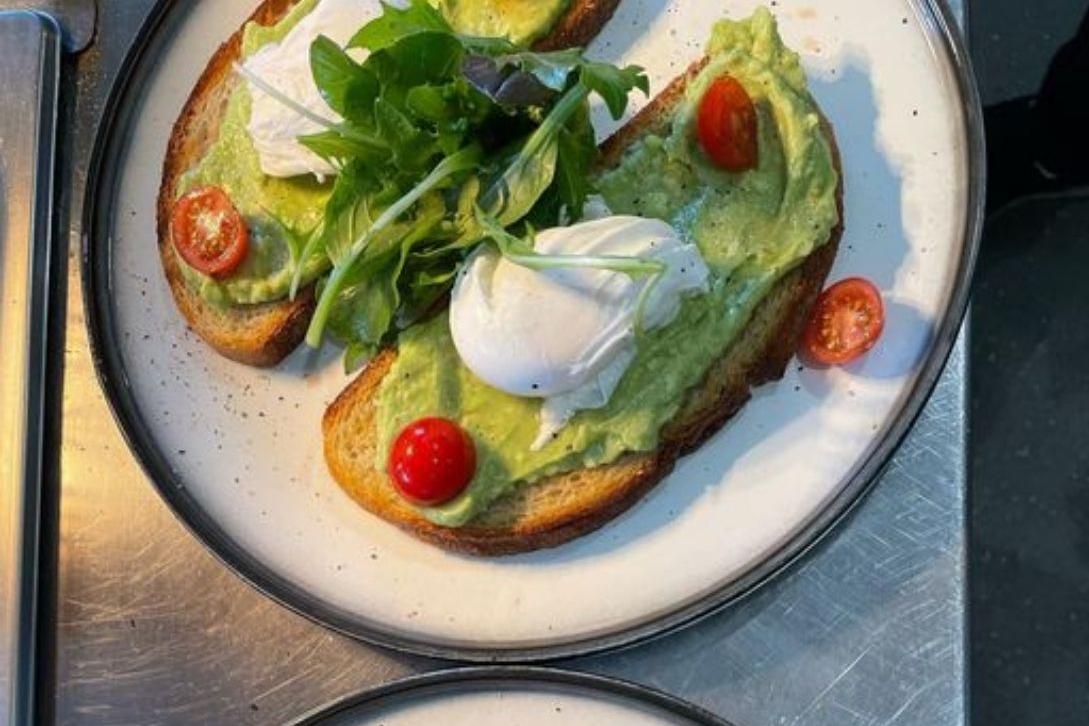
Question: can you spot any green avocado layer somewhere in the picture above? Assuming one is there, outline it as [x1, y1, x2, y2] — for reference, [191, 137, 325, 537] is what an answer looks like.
[432, 0, 570, 46]
[375, 8, 841, 527]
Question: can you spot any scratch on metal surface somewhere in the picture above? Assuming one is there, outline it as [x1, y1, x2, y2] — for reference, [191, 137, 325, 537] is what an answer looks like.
[881, 679, 942, 725]
[830, 698, 871, 724]
[788, 645, 873, 726]
[250, 664, 323, 703]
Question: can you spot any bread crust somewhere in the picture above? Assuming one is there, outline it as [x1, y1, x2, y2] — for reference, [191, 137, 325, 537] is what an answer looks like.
[322, 58, 846, 555]
[533, 0, 622, 51]
[158, 0, 621, 367]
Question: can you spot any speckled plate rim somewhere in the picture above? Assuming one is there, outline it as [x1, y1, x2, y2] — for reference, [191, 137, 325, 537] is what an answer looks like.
[81, 0, 984, 662]
[292, 666, 734, 725]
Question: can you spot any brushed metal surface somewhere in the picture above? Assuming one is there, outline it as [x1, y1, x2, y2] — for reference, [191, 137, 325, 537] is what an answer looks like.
[0, 11, 60, 726]
[0, 1, 96, 51]
[55, 1, 968, 724]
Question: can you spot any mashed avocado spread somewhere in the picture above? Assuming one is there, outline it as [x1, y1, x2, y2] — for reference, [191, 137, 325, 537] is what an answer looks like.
[431, 0, 570, 46]
[375, 8, 840, 527]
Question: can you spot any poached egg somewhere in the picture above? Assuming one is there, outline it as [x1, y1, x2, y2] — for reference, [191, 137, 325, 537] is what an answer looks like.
[242, 0, 378, 179]
[450, 215, 710, 449]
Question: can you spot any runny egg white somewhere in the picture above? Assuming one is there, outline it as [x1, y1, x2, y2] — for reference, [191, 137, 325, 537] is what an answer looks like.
[242, 0, 378, 180]
[450, 215, 711, 449]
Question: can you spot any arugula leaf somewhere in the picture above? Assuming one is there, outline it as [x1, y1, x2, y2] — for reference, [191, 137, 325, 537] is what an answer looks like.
[478, 83, 588, 226]
[458, 34, 519, 55]
[309, 36, 378, 121]
[453, 175, 482, 228]
[304, 31, 471, 175]
[289, 161, 380, 297]
[484, 133, 559, 226]
[375, 96, 439, 170]
[290, 217, 329, 300]
[405, 84, 459, 121]
[327, 253, 401, 351]
[348, 0, 451, 52]
[298, 129, 384, 167]
[322, 167, 395, 264]
[464, 56, 644, 223]
[327, 195, 447, 352]
[396, 257, 461, 328]
[406, 81, 492, 154]
[306, 145, 483, 348]
[466, 49, 647, 108]
[326, 230, 414, 349]
[554, 101, 597, 219]
[580, 60, 651, 119]
[408, 263, 461, 288]
[368, 31, 465, 89]
[475, 205, 663, 277]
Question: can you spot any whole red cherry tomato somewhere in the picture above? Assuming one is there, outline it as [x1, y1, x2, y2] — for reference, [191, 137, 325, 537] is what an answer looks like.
[389, 417, 477, 506]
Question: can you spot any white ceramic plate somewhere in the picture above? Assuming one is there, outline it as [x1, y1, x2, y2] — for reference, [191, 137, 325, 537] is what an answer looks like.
[84, 0, 982, 658]
[296, 668, 728, 725]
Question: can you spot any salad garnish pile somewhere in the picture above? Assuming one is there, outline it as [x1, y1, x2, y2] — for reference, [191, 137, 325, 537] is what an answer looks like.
[238, 0, 650, 369]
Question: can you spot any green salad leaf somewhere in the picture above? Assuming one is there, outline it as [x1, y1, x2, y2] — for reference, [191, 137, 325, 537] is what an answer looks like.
[309, 36, 378, 121]
[298, 130, 382, 167]
[580, 59, 651, 119]
[306, 145, 483, 347]
[348, 0, 451, 52]
[554, 100, 597, 218]
[326, 195, 448, 364]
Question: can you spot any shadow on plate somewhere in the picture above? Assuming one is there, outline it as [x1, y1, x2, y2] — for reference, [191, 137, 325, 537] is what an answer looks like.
[809, 57, 911, 293]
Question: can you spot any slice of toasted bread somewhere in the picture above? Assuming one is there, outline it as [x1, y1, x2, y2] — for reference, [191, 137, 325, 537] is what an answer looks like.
[158, 0, 623, 368]
[322, 59, 845, 556]
[158, 0, 317, 367]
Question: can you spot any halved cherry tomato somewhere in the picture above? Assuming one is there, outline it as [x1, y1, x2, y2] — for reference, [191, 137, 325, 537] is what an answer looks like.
[697, 75, 759, 172]
[389, 417, 477, 506]
[803, 278, 885, 366]
[171, 186, 249, 278]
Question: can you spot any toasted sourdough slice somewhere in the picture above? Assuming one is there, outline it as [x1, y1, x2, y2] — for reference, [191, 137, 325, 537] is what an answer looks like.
[158, 0, 624, 367]
[322, 56, 846, 556]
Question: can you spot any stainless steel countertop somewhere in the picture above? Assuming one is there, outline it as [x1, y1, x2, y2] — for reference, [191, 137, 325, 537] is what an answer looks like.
[53, 2, 969, 724]
[1, 12, 60, 726]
